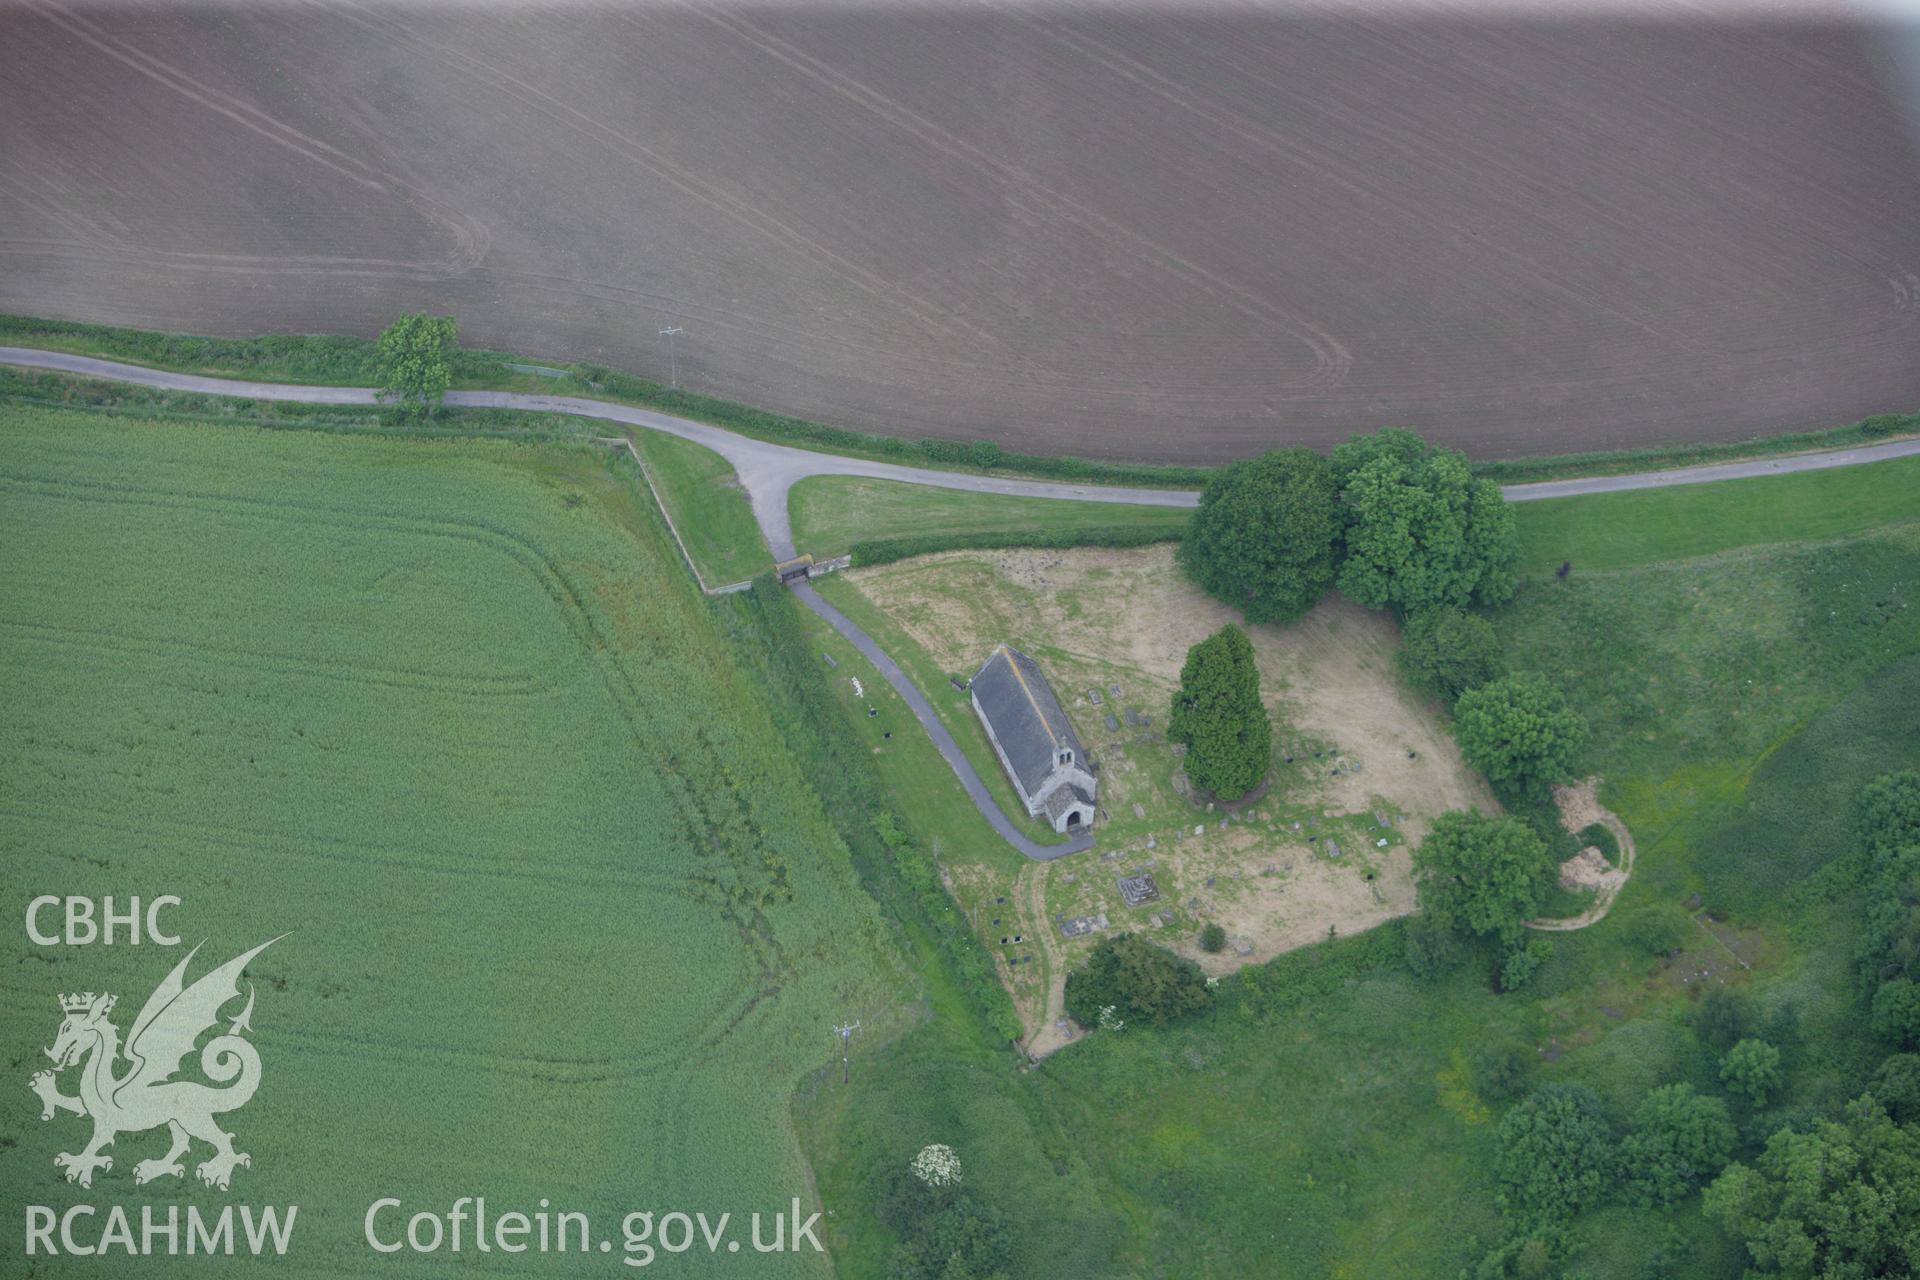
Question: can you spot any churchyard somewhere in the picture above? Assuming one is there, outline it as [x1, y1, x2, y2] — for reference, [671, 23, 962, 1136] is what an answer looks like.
[823, 543, 1496, 1050]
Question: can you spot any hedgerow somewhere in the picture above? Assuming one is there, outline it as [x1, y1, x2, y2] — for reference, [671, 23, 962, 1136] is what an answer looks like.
[0, 366, 592, 442]
[850, 522, 1182, 567]
[721, 579, 1024, 1043]
[7, 312, 1916, 491]
[0, 311, 507, 385]
[1474, 410, 1920, 484]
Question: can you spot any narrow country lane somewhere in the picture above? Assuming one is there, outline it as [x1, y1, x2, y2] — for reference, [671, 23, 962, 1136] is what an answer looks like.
[7, 345, 1918, 865]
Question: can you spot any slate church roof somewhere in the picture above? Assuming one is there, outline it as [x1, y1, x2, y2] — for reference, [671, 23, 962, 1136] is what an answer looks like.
[1044, 783, 1094, 824]
[970, 644, 1086, 797]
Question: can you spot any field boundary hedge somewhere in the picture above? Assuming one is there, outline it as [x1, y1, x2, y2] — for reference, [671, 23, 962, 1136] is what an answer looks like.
[0, 313, 1209, 489]
[850, 522, 1184, 566]
[0, 366, 594, 443]
[8, 312, 1915, 490]
[722, 579, 1025, 1045]
[1474, 412, 1920, 484]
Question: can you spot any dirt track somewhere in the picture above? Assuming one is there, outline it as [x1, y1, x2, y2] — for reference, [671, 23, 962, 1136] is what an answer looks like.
[4, 8, 1919, 462]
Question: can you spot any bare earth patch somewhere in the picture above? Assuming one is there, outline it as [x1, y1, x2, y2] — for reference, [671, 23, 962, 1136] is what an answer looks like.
[844, 544, 1497, 1049]
[1529, 777, 1637, 932]
[7, 12, 1916, 459]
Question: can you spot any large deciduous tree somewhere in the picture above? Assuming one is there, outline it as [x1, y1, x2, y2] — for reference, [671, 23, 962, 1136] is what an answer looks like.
[1168, 624, 1271, 801]
[1871, 1054, 1920, 1123]
[1721, 1039, 1784, 1108]
[1859, 770, 1920, 859]
[1704, 1096, 1920, 1279]
[1872, 980, 1920, 1050]
[377, 312, 459, 419]
[1177, 448, 1339, 624]
[1622, 1083, 1736, 1207]
[1496, 1083, 1620, 1221]
[1064, 934, 1214, 1029]
[1412, 809, 1555, 946]
[1398, 605, 1507, 704]
[1332, 427, 1518, 612]
[1859, 772, 1920, 1052]
[1453, 672, 1588, 792]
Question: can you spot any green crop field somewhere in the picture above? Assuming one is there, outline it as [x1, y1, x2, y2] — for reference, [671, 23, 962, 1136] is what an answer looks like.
[0, 404, 908, 1276]
[788, 476, 1190, 561]
[631, 430, 769, 586]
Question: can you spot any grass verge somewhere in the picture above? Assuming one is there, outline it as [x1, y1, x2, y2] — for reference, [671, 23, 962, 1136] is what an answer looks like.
[631, 430, 769, 585]
[1478, 412, 1920, 484]
[788, 475, 1189, 562]
[14, 311, 1913, 492]
[1512, 454, 1920, 574]
[0, 313, 1209, 489]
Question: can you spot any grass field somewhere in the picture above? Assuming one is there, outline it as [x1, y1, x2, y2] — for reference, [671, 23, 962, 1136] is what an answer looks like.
[1511, 453, 1920, 574]
[788, 476, 1190, 560]
[631, 429, 768, 585]
[0, 404, 908, 1275]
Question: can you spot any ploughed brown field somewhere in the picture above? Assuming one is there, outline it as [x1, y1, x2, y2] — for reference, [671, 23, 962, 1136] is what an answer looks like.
[4, 5, 1918, 462]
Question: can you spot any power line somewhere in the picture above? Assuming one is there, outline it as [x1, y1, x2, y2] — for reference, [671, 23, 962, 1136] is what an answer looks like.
[831, 1020, 861, 1084]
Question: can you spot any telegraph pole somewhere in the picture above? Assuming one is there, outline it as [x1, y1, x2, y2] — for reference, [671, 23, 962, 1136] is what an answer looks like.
[831, 1020, 861, 1084]
[658, 325, 685, 389]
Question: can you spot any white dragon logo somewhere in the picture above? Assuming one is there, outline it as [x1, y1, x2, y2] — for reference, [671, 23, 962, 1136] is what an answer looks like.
[29, 937, 282, 1190]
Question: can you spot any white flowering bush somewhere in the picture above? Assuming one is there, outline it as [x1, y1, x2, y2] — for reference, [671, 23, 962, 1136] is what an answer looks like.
[1097, 1005, 1126, 1032]
[910, 1143, 962, 1188]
